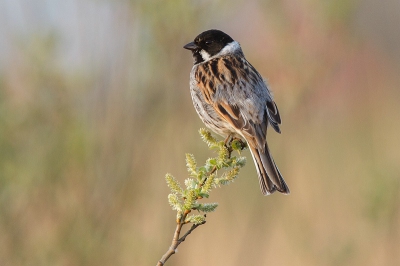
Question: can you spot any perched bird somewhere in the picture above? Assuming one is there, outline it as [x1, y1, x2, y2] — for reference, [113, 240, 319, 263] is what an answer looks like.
[183, 29, 289, 195]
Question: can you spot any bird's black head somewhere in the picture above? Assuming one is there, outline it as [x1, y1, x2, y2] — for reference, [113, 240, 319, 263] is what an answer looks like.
[184, 29, 235, 64]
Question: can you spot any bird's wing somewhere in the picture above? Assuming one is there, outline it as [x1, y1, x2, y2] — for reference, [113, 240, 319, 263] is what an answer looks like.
[194, 55, 281, 150]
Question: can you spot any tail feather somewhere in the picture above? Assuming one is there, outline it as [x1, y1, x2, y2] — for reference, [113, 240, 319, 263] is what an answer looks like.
[248, 142, 290, 195]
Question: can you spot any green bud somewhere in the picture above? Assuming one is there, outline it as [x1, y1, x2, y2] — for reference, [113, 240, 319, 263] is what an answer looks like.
[185, 153, 197, 178]
[168, 193, 182, 212]
[165, 174, 183, 195]
[199, 128, 218, 148]
[187, 215, 206, 225]
[202, 173, 215, 193]
[183, 189, 197, 211]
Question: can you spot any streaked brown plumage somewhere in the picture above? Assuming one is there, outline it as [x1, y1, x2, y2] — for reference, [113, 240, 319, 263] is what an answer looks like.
[184, 29, 289, 195]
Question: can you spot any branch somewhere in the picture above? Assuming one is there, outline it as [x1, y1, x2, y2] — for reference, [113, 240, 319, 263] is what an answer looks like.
[157, 129, 247, 265]
[156, 214, 206, 266]
[178, 219, 206, 243]
[199, 165, 217, 187]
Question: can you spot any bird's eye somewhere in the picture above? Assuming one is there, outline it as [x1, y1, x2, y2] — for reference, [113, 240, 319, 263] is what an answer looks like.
[205, 40, 213, 46]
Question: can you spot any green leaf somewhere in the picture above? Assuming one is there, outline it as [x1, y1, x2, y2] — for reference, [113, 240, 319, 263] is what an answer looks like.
[197, 203, 218, 213]
[198, 166, 207, 173]
[207, 158, 217, 166]
[198, 192, 209, 198]
[232, 156, 246, 168]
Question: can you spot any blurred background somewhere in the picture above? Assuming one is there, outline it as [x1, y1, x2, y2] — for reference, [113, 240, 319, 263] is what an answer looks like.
[1, 0, 399, 265]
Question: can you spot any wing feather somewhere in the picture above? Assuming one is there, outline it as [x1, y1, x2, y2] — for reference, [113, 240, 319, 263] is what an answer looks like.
[195, 55, 280, 149]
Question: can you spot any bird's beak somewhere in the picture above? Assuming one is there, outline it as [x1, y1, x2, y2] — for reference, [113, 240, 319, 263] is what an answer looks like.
[183, 42, 199, 51]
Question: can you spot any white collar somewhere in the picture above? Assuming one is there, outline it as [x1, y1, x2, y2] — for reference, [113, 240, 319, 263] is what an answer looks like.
[199, 41, 241, 62]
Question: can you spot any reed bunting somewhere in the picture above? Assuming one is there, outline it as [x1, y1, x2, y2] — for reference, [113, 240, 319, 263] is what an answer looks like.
[183, 29, 289, 195]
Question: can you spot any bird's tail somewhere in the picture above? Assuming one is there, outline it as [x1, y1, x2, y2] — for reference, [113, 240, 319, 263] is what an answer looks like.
[248, 142, 290, 195]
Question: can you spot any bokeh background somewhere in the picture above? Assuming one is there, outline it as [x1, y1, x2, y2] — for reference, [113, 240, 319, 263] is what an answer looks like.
[1, 0, 400, 265]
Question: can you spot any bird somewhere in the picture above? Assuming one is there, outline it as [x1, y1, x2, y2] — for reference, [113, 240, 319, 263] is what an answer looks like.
[183, 29, 289, 195]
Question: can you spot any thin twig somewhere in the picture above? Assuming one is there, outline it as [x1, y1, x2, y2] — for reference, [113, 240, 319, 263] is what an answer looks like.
[178, 220, 206, 243]
[200, 165, 218, 187]
[156, 214, 206, 266]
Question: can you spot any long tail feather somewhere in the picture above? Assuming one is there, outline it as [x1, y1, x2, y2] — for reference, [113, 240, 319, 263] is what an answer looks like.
[248, 142, 290, 195]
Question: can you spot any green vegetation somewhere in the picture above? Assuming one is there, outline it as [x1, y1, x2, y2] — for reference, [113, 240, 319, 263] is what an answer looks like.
[158, 129, 246, 265]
